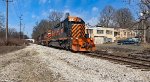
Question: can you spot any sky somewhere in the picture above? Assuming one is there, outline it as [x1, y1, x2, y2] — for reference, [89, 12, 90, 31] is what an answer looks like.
[0, 0, 140, 38]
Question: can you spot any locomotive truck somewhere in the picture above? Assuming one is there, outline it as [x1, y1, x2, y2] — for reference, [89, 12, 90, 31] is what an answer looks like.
[38, 16, 96, 52]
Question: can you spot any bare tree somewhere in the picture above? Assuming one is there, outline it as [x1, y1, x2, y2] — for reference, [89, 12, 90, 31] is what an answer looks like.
[114, 8, 134, 28]
[8, 28, 19, 38]
[0, 13, 28, 40]
[32, 20, 50, 39]
[128, 0, 150, 9]
[0, 13, 5, 39]
[32, 11, 63, 40]
[141, 0, 150, 12]
[48, 11, 63, 28]
[98, 5, 116, 27]
[0, 13, 4, 29]
[0, 28, 5, 38]
[126, 0, 150, 43]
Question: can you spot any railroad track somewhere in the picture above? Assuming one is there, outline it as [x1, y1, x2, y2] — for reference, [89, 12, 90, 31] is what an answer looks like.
[46, 45, 150, 70]
[83, 51, 150, 71]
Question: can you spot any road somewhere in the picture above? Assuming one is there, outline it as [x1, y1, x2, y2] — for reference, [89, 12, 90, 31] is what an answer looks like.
[0, 44, 150, 82]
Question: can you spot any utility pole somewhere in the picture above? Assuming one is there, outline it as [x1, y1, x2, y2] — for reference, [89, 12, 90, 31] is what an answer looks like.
[143, 19, 147, 43]
[140, 10, 149, 43]
[5, 0, 13, 44]
[6, 0, 8, 44]
[19, 15, 23, 39]
[23, 24, 25, 39]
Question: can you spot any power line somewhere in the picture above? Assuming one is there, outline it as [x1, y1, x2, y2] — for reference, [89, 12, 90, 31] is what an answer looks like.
[19, 15, 23, 39]
[12, 2, 20, 18]
[11, 0, 23, 39]
[0, 0, 5, 12]
[23, 24, 25, 39]
[15, 0, 22, 16]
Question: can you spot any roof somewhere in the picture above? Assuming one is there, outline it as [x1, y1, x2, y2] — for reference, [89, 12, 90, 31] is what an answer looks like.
[68, 16, 82, 22]
[86, 26, 115, 30]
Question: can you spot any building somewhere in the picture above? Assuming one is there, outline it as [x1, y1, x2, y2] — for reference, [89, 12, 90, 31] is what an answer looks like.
[85, 25, 137, 44]
[25, 39, 35, 43]
[85, 25, 116, 44]
[115, 28, 137, 40]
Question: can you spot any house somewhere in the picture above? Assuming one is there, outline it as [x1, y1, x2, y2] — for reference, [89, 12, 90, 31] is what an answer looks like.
[115, 28, 137, 40]
[85, 25, 137, 44]
[85, 25, 116, 44]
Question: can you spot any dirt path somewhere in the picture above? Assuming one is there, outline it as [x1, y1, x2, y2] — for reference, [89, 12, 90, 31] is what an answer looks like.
[0, 44, 150, 82]
[0, 46, 56, 82]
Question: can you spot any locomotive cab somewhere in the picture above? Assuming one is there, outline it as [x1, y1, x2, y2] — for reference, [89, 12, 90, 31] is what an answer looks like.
[85, 34, 89, 38]
[68, 16, 96, 51]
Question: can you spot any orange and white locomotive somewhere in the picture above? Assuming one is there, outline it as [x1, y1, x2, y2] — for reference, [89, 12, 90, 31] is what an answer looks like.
[38, 16, 96, 52]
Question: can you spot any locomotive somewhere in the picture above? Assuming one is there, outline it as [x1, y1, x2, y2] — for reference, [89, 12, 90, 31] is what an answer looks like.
[38, 16, 96, 52]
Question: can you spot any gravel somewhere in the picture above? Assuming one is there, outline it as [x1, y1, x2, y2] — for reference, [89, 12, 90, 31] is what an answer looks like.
[0, 44, 150, 82]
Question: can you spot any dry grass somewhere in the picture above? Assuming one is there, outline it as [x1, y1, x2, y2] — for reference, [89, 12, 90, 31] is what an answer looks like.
[0, 38, 29, 46]
[96, 43, 150, 60]
[0, 38, 28, 54]
[0, 46, 25, 55]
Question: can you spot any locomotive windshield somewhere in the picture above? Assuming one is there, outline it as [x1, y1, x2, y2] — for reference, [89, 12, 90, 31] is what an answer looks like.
[71, 21, 84, 24]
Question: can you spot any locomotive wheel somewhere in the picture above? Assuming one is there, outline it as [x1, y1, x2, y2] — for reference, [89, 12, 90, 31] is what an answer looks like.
[41, 42, 45, 46]
[66, 46, 70, 51]
[48, 42, 52, 47]
[62, 44, 66, 49]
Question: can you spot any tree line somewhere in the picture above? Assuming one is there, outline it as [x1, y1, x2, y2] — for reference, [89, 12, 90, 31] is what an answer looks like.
[32, 11, 63, 40]
[97, 0, 150, 29]
[0, 13, 28, 40]
[98, 5, 134, 29]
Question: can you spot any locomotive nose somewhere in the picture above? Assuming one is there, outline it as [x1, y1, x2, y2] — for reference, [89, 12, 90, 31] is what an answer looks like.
[82, 43, 87, 48]
[82, 42, 92, 48]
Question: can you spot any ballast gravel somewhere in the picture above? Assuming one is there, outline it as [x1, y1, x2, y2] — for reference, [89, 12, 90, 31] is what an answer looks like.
[35, 44, 150, 82]
[0, 44, 150, 82]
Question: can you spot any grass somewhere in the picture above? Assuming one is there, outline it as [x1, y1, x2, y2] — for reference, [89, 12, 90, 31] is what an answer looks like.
[0, 38, 29, 54]
[0, 46, 25, 55]
[96, 43, 150, 58]
[96, 43, 148, 51]
[0, 38, 29, 46]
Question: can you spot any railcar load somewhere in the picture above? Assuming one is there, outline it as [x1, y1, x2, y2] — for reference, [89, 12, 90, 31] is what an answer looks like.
[37, 16, 96, 52]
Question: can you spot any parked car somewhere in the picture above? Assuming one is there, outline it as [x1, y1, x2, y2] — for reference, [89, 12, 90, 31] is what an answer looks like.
[117, 38, 141, 45]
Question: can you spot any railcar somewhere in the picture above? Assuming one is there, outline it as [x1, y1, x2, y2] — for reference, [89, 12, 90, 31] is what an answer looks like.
[38, 16, 96, 52]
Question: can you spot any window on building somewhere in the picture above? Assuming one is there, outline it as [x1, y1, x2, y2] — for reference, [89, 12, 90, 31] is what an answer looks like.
[124, 32, 126, 35]
[114, 32, 118, 37]
[106, 30, 112, 35]
[88, 29, 93, 34]
[97, 30, 104, 34]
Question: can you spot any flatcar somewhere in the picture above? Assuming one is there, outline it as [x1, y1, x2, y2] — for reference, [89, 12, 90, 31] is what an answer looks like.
[38, 16, 96, 52]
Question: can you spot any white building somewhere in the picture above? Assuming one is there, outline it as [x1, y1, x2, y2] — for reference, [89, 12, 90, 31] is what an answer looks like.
[115, 28, 137, 40]
[25, 39, 35, 43]
[86, 25, 116, 44]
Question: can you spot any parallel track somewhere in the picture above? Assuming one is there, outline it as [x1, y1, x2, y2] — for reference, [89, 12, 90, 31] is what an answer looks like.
[83, 51, 150, 71]
[46, 45, 150, 71]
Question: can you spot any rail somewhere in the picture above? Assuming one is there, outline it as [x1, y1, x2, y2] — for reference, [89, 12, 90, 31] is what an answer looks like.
[82, 51, 150, 71]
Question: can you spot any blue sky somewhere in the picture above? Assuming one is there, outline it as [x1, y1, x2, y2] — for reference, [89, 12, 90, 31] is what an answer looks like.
[0, 0, 140, 38]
